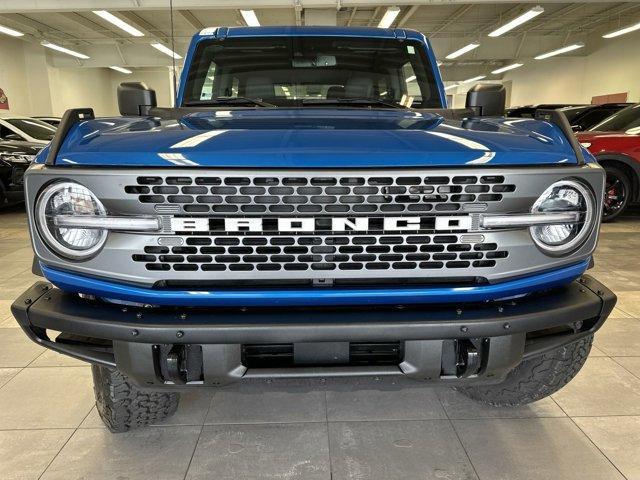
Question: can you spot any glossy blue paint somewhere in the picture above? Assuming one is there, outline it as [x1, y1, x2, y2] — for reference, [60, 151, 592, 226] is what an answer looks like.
[41, 260, 590, 308]
[176, 26, 446, 108]
[51, 109, 579, 168]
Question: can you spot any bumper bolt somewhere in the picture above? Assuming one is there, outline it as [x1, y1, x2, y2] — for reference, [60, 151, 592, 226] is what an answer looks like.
[131, 329, 139, 336]
[597, 290, 604, 296]
[41, 285, 49, 291]
[460, 326, 468, 333]
[176, 330, 184, 338]
[24, 298, 31, 305]
[503, 322, 511, 330]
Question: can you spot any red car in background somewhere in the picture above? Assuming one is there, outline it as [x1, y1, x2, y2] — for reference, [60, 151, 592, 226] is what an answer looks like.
[577, 103, 640, 221]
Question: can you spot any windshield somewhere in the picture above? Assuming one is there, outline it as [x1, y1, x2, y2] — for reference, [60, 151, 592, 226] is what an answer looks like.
[6, 118, 56, 140]
[589, 104, 640, 134]
[182, 36, 441, 109]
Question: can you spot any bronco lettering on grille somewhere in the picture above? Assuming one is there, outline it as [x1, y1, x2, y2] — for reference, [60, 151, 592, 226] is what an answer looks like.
[170, 216, 473, 233]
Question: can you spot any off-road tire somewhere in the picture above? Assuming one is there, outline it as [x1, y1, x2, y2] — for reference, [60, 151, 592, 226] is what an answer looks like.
[459, 335, 592, 406]
[91, 365, 180, 433]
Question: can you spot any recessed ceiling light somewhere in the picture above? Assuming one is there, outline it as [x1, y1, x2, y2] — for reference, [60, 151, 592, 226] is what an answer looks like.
[240, 10, 260, 27]
[446, 42, 480, 60]
[93, 10, 144, 37]
[461, 75, 486, 84]
[0, 24, 24, 37]
[534, 43, 584, 60]
[41, 41, 89, 59]
[602, 21, 640, 38]
[151, 42, 182, 59]
[378, 7, 401, 28]
[109, 66, 132, 74]
[488, 6, 544, 37]
[491, 63, 524, 74]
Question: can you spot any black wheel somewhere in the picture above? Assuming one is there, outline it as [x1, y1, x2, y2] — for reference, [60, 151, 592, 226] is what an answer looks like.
[602, 166, 631, 222]
[458, 335, 592, 406]
[91, 365, 180, 433]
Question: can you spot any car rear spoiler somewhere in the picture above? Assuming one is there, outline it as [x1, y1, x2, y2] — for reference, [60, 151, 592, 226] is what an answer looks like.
[535, 108, 586, 165]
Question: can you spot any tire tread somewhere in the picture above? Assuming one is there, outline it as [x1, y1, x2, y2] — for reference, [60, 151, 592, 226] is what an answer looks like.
[459, 335, 592, 406]
[91, 365, 180, 433]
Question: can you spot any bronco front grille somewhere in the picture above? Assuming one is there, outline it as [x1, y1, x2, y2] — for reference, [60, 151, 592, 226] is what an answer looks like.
[125, 174, 516, 214]
[27, 165, 603, 287]
[132, 233, 508, 274]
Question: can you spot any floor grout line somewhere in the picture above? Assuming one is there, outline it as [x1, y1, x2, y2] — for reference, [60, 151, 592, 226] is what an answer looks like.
[440, 394, 481, 480]
[324, 391, 334, 480]
[609, 357, 640, 381]
[181, 391, 216, 480]
[36, 405, 95, 480]
[550, 397, 629, 480]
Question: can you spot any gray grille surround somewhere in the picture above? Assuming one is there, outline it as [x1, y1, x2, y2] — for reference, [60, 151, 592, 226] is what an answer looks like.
[24, 164, 605, 287]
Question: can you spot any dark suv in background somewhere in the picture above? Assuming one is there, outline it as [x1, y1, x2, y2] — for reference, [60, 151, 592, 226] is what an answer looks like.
[0, 140, 42, 207]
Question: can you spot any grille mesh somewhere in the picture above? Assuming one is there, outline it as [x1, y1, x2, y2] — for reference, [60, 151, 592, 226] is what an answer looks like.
[132, 234, 508, 273]
[125, 174, 516, 214]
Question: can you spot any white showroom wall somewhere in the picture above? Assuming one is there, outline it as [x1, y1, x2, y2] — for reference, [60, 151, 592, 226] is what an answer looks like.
[503, 33, 640, 106]
[0, 36, 174, 118]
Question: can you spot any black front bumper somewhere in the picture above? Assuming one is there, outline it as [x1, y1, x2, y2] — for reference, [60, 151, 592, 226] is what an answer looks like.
[12, 276, 615, 387]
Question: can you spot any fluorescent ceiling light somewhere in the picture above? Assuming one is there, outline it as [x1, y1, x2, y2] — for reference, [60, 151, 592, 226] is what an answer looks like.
[534, 42, 584, 60]
[93, 10, 144, 37]
[109, 66, 132, 74]
[602, 21, 640, 38]
[444, 84, 459, 91]
[488, 6, 544, 37]
[445, 42, 480, 59]
[240, 10, 260, 27]
[461, 75, 486, 84]
[405, 75, 417, 83]
[151, 42, 182, 59]
[41, 41, 89, 59]
[378, 7, 401, 28]
[0, 24, 24, 37]
[491, 63, 523, 74]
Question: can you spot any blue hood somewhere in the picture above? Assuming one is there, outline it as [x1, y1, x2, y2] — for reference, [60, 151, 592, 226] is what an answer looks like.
[50, 109, 579, 168]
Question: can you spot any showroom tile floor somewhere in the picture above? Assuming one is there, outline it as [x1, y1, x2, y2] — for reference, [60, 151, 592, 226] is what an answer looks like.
[1, 205, 640, 480]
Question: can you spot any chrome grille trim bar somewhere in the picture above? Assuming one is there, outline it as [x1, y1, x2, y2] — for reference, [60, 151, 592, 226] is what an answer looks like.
[480, 212, 581, 229]
[53, 216, 161, 232]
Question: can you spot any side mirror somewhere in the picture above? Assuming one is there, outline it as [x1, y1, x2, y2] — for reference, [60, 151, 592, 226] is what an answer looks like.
[117, 82, 157, 116]
[465, 84, 506, 117]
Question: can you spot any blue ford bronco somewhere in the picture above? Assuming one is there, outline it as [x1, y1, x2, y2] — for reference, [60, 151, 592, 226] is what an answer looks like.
[13, 26, 615, 432]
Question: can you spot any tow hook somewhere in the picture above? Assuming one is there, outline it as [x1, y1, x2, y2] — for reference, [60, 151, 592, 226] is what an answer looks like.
[456, 339, 482, 378]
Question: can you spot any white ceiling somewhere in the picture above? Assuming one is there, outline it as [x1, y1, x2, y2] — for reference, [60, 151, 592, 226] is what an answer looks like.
[1, 1, 639, 81]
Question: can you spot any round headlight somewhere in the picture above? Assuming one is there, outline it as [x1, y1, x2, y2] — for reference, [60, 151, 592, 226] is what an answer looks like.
[530, 180, 595, 255]
[36, 182, 107, 259]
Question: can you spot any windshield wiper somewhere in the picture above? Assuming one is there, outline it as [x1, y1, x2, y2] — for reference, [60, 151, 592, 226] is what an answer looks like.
[185, 97, 276, 107]
[302, 98, 407, 109]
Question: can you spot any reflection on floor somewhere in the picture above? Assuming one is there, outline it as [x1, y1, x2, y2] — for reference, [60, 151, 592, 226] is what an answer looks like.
[0, 204, 639, 479]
